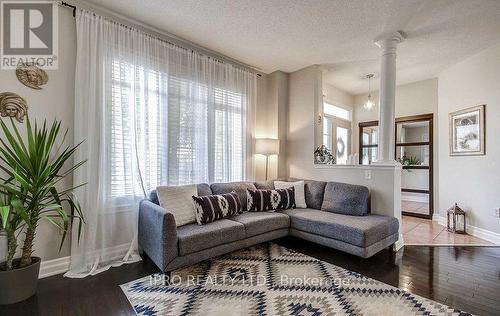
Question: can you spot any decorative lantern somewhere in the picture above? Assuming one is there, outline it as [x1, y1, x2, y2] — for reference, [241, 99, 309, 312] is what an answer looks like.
[446, 203, 466, 234]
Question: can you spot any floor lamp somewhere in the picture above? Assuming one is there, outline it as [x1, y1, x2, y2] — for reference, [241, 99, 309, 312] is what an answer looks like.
[255, 138, 280, 180]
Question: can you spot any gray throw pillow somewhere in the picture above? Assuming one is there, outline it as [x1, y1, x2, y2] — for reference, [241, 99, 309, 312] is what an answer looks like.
[321, 182, 369, 216]
[210, 182, 256, 211]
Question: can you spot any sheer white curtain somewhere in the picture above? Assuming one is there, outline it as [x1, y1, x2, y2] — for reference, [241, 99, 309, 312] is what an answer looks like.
[66, 9, 256, 278]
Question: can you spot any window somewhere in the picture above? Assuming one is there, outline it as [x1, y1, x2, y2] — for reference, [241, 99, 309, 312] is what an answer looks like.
[213, 88, 244, 183]
[324, 103, 351, 121]
[323, 116, 332, 151]
[322, 102, 352, 164]
[109, 60, 247, 199]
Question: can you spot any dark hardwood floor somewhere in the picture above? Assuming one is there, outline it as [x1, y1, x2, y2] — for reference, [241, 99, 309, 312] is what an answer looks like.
[1, 237, 499, 316]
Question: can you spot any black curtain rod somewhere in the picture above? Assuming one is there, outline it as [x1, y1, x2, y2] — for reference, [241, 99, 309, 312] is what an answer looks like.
[60, 1, 76, 17]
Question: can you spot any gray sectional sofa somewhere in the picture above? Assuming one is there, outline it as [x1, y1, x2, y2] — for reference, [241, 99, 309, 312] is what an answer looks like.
[138, 179, 399, 273]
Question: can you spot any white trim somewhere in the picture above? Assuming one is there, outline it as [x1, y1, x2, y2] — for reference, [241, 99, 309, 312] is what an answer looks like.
[434, 215, 500, 245]
[39, 256, 70, 279]
[466, 225, 500, 245]
[435, 215, 446, 226]
[38, 243, 140, 279]
[394, 233, 405, 251]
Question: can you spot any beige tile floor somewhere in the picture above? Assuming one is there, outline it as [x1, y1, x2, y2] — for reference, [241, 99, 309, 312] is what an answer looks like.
[402, 200, 429, 216]
[402, 215, 493, 246]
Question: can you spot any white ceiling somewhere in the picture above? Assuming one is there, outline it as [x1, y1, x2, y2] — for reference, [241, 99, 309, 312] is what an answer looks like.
[86, 0, 500, 95]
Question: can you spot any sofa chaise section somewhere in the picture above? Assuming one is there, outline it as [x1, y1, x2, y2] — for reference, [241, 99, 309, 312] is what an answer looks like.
[280, 208, 399, 258]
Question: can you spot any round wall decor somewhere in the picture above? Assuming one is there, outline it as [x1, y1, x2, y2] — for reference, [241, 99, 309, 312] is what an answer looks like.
[16, 62, 48, 90]
[0, 92, 28, 123]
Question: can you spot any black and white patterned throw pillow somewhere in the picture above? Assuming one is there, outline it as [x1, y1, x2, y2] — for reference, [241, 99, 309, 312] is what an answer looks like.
[192, 191, 242, 225]
[246, 187, 296, 212]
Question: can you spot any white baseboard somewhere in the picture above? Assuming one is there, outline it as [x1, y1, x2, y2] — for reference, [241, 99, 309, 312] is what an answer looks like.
[38, 243, 137, 279]
[40, 256, 70, 279]
[394, 233, 405, 251]
[434, 215, 500, 245]
[434, 215, 445, 225]
[466, 225, 500, 245]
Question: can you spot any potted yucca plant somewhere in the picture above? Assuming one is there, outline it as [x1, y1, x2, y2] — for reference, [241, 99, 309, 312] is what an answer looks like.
[0, 118, 85, 305]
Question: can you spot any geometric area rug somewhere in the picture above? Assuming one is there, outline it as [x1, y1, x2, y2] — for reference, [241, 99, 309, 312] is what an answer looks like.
[121, 243, 472, 315]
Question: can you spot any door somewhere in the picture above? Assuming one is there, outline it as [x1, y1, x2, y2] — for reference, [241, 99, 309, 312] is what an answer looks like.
[358, 114, 434, 219]
[325, 115, 351, 164]
[396, 114, 434, 219]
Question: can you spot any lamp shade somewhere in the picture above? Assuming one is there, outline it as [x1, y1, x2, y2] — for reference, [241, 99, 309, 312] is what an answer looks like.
[255, 138, 279, 155]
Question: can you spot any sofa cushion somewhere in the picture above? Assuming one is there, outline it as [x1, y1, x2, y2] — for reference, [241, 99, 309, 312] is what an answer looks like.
[274, 180, 306, 208]
[229, 212, 290, 237]
[177, 219, 245, 255]
[156, 184, 197, 227]
[280, 208, 398, 247]
[321, 182, 369, 216]
[247, 188, 295, 212]
[197, 183, 213, 196]
[210, 182, 256, 212]
[289, 179, 327, 210]
[149, 183, 212, 205]
[254, 180, 275, 190]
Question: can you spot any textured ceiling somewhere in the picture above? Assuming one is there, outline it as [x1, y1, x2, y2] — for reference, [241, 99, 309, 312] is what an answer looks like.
[86, 0, 500, 95]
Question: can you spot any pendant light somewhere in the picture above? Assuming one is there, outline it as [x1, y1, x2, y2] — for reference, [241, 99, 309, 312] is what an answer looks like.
[364, 74, 375, 110]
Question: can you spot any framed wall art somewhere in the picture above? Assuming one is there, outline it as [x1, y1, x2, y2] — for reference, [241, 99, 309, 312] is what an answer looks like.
[449, 104, 485, 156]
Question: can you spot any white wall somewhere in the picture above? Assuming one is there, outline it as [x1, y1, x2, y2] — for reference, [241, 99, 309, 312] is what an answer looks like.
[323, 82, 355, 109]
[438, 43, 500, 234]
[254, 71, 289, 181]
[0, 10, 76, 261]
[287, 65, 322, 175]
[254, 73, 269, 180]
[353, 78, 438, 153]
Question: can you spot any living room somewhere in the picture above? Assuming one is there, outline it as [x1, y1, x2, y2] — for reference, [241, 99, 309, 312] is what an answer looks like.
[0, 0, 499, 315]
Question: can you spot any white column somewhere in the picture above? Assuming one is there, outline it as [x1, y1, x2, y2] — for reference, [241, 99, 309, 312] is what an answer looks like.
[374, 31, 405, 164]
[373, 31, 405, 252]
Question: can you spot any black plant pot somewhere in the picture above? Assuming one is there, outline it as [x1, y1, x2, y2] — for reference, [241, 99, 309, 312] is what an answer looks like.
[0, 257, 41, 305]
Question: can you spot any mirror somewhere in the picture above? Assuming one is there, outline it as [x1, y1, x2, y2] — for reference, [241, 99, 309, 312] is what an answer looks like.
[396, 121, 430, 166]
[396, 120, 429, 143]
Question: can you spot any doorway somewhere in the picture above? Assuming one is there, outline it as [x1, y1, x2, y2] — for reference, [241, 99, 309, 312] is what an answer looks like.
[358, 113, 434, 219]
[323, 102, 352, 164]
